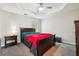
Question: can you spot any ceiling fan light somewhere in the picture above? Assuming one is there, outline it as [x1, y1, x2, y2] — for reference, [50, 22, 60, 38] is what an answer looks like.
[39, 7, 44, 11]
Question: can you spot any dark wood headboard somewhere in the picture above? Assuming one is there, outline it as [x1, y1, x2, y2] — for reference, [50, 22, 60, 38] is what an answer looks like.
[20, 28, 35, 42]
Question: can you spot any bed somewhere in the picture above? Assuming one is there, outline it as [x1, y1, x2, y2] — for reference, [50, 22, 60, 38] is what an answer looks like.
[20, 28, 55, 56]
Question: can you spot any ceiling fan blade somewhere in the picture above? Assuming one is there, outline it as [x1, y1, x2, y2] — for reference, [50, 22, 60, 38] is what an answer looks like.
[47, 6, 52, 9]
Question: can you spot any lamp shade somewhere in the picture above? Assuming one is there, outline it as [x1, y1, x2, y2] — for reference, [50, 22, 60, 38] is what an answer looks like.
[11, 24, 17, 35]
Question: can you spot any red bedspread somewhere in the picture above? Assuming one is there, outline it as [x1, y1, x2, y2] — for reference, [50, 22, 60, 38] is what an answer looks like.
[26, 33, 55, 48]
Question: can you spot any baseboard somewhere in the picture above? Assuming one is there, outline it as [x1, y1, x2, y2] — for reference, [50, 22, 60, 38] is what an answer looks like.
[61, 42, 76, 46]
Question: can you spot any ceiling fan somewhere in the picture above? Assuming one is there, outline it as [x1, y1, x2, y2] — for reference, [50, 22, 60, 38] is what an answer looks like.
[38, 3, 53, 11]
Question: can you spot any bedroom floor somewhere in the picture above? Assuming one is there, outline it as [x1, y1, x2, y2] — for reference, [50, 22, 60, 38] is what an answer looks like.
[0, 43, 76, 56]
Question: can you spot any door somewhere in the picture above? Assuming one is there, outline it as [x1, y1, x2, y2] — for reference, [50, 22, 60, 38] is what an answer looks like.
[74, 20, 79, 56]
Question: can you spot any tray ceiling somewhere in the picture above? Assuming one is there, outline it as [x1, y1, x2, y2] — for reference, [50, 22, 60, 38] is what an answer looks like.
[0, 3, 69, 19]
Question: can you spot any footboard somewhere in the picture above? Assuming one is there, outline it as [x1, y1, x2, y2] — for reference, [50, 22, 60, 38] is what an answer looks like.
[37, 36, 55, 56]
[31, 35, 55, 56]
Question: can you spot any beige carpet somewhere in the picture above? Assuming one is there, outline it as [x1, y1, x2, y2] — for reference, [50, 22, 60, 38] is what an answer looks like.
[0, 43, 76, 56]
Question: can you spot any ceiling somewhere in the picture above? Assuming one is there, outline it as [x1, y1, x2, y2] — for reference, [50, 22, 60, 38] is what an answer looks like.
[0, 3, 78, 19]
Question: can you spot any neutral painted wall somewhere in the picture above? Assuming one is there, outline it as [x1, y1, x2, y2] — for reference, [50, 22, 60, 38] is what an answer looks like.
[0, 13, 1, 38]
[0, 9, 41, 47]
[42, 9, 79, 45]
[0, 11, 3, 42]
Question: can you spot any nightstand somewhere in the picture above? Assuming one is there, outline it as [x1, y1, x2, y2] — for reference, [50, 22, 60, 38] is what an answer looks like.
[5, 35, 17, 48]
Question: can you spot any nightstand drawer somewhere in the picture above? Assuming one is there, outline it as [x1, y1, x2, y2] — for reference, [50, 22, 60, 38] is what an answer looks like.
[5, 36, 17, 40]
